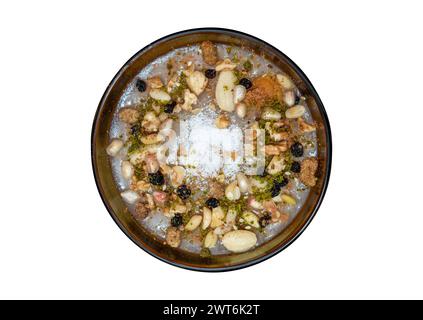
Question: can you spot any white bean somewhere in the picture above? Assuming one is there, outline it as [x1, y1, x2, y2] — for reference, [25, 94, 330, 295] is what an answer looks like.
[145, 154, 159, 173]
[285, 105, 305, 119]
[233, 85, 246, 104]
[236, 173, 250, 194]
[106, 139, 124, 157]
[121, 161, 134, 180]
[261, 107, 281, 121]
[149, 89, 171, 102]
[276, 73, 294, 90]
[225, 181, 241, 201]
[120, 190, 140, 204]
[222, 230, 257, 253]
[235, 103, 246, 118]
[284, 90, 295, 107]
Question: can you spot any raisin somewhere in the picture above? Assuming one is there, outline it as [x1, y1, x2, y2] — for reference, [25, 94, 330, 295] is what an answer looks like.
[164, 101, 176, 114]
[149, 171, 164, 186]
[171, 213, 183, 227]
[176, 184, 191, 200]
[205, 69, 216, 79]
[290, 142, 304, 157]
[135, 79, 147, 92]
[239, 78, 252, 89]
[291, 161, 301, 173]
[205, 198, 219, 208]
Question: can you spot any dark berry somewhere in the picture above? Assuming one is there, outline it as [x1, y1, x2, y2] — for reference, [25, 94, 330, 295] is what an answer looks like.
[290, 142, 304, 157]
[259, 214, 272, 228]
[205, 69, 216, 79]
[164, 101, 176, 114]
[277, 177, 289, 188]
[149, 171, 164, 186]
[270, 183, 281, 198]
[295, 95, 301, 105]
[135, 79, 147, 92]
[271, 177, 288, 197]
[239, 78, 252, 89]
[176, 184, 191, 200]
[291, 161, 301, 173]
[130, 124, 140, 135]
[171, 213, 183, 227]
[205, 197, 219, 208]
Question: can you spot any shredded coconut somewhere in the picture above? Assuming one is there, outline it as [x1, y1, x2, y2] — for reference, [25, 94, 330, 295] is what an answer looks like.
[169, 107, 244, 182]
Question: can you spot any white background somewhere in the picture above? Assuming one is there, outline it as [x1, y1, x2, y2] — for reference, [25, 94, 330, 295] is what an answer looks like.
[1, 0, 422, 300]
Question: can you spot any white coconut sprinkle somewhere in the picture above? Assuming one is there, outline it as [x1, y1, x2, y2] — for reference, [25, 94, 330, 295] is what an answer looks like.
[171, 107, 244, 182]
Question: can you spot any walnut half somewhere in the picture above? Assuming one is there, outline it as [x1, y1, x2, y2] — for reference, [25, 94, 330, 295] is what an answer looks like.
[300, 157, 318, 187]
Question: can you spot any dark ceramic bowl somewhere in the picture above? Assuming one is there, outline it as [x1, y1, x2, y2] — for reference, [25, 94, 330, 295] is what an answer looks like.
[91, 28, 332, 271]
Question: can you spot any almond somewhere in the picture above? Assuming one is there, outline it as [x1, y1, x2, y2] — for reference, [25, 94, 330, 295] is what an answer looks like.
[204, 230, 218, 248]
[185, 215, 202, 231]
[170, 166, 186, 187]
[216, 70, 237, 112]
[211, 206, 225, 228]
[202, 207, 212, 230]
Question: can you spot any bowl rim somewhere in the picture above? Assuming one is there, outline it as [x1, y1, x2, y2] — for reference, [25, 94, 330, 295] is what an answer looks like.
[91, 27, 332, 272]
